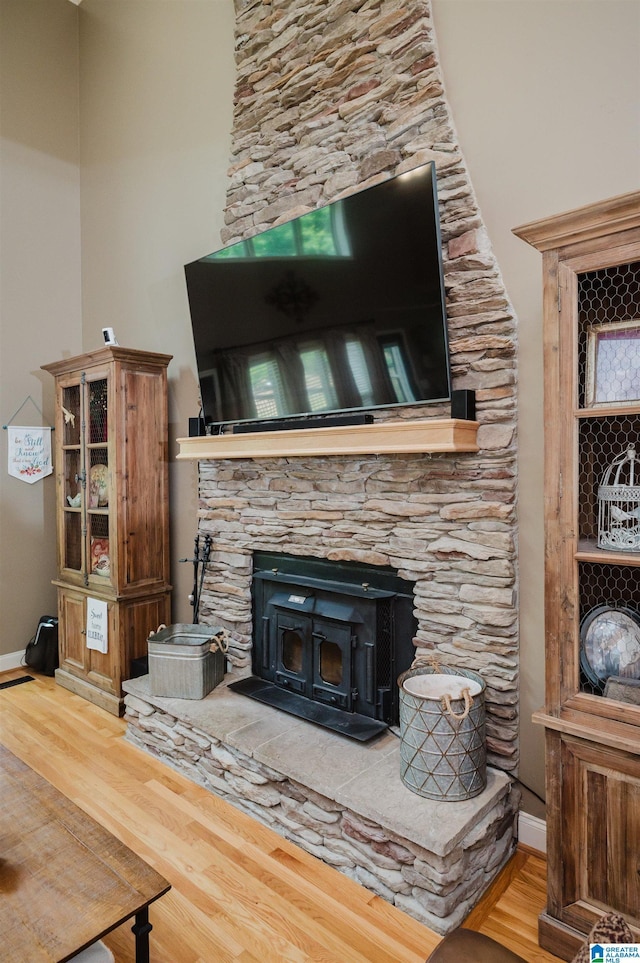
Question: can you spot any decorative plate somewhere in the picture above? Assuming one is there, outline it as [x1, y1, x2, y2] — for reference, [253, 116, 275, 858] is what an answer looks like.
[579, 605, 640, 684]
[89, 463, 108, 507]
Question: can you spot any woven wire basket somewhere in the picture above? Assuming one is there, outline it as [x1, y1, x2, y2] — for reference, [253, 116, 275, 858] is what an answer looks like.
[597, 444, 640, 552]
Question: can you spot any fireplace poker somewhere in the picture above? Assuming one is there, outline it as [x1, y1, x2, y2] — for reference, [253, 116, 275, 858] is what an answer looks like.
[195, 533, 212, 623]
[192, 532, 200, 615]
[179, 532, 212, 624]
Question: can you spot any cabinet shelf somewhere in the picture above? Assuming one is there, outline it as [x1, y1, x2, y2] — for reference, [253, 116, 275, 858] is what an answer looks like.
[577, 405, 640, 419]
[533, 706, 640, 754]
[576, 538, 640, 566]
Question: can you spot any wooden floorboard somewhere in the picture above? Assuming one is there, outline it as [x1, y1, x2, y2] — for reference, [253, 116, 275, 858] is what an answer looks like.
[0, 671, 563, 962]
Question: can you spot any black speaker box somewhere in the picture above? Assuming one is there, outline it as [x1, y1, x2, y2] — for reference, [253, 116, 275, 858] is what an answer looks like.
[188, 417, 206, 437]
[451, 389, 476, 421]
[24, 616, 59, 677]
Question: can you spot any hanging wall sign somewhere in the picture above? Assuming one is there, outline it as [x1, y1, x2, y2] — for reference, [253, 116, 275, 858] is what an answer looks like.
[7, 426, 53, 483]
[86, 597, 109, 654]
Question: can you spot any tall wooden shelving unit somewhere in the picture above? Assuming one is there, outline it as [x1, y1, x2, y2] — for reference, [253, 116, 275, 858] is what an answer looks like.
[43, 347, 172, 716]
[514, 192, 640, 960]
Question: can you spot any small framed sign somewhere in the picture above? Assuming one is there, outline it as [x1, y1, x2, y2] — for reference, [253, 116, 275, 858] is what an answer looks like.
[585, 319, 640, 407]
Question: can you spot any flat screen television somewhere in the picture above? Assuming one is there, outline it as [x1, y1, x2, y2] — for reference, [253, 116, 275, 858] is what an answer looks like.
[185, 161, 451, 430]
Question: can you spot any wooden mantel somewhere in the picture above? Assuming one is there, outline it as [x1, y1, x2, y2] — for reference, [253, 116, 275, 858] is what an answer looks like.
[176, 417, 479, 460]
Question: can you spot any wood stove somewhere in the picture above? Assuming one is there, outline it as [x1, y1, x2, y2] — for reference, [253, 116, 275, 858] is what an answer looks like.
[229, 552, 417, 741]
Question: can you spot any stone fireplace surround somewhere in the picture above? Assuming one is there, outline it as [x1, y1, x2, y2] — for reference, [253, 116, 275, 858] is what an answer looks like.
[190, 0, 520, 779]
[194, 445, 519, 774]
[124, 0, 521, 938]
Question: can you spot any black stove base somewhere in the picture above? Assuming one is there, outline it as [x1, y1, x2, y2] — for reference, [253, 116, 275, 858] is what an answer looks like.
[228, 676, 389, 742]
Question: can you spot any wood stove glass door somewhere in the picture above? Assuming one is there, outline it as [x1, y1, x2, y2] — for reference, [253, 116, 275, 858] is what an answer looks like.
[275, 611, 312, 695]
[312, 617, 353, 711]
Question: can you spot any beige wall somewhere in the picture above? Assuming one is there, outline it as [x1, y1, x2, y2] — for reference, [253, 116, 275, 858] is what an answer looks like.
[1, 0, 639, 812]
[0, 0, 234, 663]
[0, 0, 82, 663]
[433, 0, 640, 803]
[78, 0, 235, 624]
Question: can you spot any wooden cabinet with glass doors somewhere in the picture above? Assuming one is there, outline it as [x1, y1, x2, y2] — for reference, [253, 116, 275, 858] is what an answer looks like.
[514, 193, 640, 960]
[42, 347, 172, 715]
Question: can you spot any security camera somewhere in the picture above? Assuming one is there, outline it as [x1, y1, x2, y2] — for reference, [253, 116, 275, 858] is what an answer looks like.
[102, 327, 118, 345]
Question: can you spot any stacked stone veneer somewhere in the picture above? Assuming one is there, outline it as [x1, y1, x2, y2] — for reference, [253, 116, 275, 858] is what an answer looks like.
[197, 0, 519, 774]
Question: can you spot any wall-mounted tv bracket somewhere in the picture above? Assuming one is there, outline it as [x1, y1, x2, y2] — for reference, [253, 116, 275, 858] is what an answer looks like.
[179, 532, 212, 624]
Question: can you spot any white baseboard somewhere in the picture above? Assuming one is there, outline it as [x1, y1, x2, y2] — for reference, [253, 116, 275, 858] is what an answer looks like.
[518, 810, 546, 854]
[0, 649, 26, 672]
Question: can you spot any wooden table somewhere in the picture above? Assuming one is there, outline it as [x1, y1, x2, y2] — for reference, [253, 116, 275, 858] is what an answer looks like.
[0, 744, 170, 962]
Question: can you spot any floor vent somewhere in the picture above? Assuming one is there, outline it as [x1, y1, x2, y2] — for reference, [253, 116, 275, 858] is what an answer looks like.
[0, 675, 34, 691]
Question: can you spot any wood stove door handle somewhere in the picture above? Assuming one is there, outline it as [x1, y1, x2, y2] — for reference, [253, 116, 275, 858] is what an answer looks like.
[365, 642, 374, 703]
[312, 631, 326, 642]
[261, 616, 270, 670]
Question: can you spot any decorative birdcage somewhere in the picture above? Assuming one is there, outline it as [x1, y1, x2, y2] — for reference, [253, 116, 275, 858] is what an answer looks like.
[598, 444, 640, 552]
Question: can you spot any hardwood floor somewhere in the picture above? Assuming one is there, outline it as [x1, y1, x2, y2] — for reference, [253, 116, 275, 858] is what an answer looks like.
[0, 671, 563, 962]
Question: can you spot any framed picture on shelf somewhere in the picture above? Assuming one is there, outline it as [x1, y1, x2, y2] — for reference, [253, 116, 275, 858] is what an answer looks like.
[585, 319, 640, 407]
[90, 536, 110, 578]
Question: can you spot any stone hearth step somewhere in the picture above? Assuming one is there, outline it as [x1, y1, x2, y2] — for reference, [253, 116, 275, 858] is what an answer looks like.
[123, 672, 519, 935]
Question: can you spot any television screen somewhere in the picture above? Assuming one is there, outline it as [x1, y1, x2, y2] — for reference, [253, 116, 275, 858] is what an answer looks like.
[185, 161, 451, 428]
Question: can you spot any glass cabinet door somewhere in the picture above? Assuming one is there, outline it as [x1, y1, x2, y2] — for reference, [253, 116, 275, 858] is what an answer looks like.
[86, 376, 110, 585]
[60, 373, 112, 585]
[61, 382, 83, 573]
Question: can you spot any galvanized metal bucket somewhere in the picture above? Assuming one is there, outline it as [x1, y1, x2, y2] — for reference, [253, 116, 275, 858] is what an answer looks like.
[147, 624, 226, 700]
[398, 664, 487, 801]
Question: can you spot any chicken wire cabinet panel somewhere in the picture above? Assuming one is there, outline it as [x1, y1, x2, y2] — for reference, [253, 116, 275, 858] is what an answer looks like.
[42, 347, 172, 715]
[514, 193, 640, 961]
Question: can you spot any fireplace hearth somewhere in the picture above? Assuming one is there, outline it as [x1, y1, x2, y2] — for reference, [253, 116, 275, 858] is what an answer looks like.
[229, 552, 417, 741]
